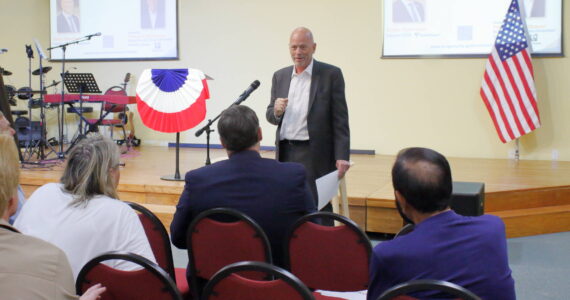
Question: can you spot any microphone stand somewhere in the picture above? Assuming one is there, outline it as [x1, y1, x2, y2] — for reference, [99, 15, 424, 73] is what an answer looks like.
[48, 35, 96, 158]
[195, 86, 255, 166]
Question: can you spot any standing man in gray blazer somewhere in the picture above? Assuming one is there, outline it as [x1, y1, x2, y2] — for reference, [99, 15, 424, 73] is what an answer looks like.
[266, 27, 350, 211]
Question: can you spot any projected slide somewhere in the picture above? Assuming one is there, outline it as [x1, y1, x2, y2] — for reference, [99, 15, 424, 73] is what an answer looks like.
[383, 0, 562, 57]
[49, 0, 178, 60]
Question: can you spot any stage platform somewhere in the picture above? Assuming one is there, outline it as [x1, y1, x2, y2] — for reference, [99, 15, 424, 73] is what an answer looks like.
[19, 146, 570, 238]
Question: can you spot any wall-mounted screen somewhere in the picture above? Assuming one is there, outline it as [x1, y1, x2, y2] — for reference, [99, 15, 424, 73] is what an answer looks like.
[50, 0, 178, 61]
[382, 0, 562, 58]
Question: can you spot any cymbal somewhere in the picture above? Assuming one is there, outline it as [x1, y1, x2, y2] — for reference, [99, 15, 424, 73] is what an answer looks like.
[1, 69, 12, 76]
[32, 66, 52, 76]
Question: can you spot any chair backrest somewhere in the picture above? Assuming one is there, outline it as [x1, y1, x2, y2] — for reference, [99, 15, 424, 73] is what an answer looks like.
[103, 86, 127, 112]
[187, 208, 272, 298]
[202, 261, 314, 300]
[76, 251, 182, 300]
[285, 212, 371, 292]
[377, 279, 482, 300]
[127, 202, 176, 281]
[394, 223, 415, 238]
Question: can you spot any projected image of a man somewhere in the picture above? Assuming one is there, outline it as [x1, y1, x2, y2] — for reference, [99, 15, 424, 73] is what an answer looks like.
[57, 0, 80, 33]
[392, 0, 425, 23]
[141, 0, 166, 29]
[524, 0, 546, 18]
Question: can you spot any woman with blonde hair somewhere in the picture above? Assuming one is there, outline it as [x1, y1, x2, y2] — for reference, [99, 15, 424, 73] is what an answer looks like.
[15, 134, 156, 278]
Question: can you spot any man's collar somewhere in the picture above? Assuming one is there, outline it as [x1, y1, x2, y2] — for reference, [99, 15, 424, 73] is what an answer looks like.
[291, 59, 314, 78]
[229, 150, 261, 160]
[0, 219, 19, 233]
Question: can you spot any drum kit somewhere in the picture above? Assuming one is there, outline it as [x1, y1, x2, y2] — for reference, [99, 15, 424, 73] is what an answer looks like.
[4, 66, 58, 108]
[2, 46, 62, 162]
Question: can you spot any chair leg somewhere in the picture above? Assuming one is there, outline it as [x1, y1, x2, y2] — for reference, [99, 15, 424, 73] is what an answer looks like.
[121, 125, 127, 144]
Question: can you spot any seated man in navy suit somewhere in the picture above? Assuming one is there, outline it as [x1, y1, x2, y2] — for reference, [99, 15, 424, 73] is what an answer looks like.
[367, 147, 515, 300]
[170, 105, 315, 268]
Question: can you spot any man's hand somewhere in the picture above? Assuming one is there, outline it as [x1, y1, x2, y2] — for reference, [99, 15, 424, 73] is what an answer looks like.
[336, 160, 350, 179]
[79, 283, 106, 300]
[274, 98, 288, 117]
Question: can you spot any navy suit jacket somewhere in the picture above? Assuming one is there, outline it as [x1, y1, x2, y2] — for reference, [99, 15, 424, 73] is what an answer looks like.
[170, 150, 315, 267]
[367, 210, 515, 300]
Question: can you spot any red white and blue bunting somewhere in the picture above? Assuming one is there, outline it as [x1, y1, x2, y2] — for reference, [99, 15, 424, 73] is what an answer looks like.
[136, 69, 210, 133]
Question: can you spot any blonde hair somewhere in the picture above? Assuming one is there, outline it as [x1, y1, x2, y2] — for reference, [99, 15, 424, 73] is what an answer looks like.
[61, 134, 120, 207]
[0, 133, 20, 215]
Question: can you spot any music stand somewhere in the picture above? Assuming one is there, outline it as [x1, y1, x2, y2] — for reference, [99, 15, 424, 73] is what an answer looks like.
[62, 73, 101, 152]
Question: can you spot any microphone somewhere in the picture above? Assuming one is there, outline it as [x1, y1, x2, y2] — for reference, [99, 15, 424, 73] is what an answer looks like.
[232, 80, 261, 105]
[86, 32, 102, 39]
[194, 80, 261, 137]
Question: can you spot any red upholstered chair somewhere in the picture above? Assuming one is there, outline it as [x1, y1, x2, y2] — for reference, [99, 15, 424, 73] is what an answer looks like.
[86, 86, 128, 141]
[284, 212, 372, 292]
[76, 251, 182, 300]
[126, 202, 189, 297]
[186, 208, 272, 299]
[201, 261, 314, 300]
[377, 279, 481, 300]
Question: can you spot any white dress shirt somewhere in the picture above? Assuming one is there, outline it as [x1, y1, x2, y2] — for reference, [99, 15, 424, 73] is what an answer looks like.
[280, 59, 313, 141]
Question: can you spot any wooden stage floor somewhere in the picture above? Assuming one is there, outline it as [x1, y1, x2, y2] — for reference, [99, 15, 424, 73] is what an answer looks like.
[19, 146, 570, 238]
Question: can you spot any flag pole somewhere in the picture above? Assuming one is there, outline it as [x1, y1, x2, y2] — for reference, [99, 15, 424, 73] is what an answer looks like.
[515, 138, 520, 160]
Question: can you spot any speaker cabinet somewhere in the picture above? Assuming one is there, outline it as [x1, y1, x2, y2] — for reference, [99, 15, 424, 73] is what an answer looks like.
[450, 181, 485, 216]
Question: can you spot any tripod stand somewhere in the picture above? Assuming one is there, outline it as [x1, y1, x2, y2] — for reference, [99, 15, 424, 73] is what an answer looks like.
[19, 41, 58, 163]
[47, 33, 99, 158]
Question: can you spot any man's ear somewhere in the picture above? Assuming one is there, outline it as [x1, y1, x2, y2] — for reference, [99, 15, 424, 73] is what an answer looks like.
[257, 127, 263, 142]
[394, 190, 405, 206]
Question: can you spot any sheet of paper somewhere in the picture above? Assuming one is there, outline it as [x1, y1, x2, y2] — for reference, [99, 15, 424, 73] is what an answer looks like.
[316, 170, 340, 210]
[315, 289, 367, 300]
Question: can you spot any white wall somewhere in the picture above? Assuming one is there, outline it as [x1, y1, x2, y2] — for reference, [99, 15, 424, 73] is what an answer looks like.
[2, 0, 569, 160]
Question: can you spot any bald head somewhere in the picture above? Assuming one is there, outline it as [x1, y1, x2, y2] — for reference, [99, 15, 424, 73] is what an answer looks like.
[289, 27, 316, 73]
[391, 147, 452, 213]
[290, 27, 314, 43]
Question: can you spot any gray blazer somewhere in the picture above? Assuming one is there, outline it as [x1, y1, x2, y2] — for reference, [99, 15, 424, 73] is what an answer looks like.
[266, 60, 350, 178]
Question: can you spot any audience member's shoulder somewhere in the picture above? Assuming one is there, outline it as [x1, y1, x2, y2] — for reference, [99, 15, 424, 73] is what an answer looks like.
[472, 213, 505, 227]
[372, 233, 414, 262]
[35, 182, 60, 193]
[184, 159, 227, 178]
[271, 159, 306, 173]
[12, 230, 68, 261]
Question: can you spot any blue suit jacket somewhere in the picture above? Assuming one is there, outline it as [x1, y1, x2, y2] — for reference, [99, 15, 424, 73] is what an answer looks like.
[170, 150, 315, 267]
[367, 210, 515, 300]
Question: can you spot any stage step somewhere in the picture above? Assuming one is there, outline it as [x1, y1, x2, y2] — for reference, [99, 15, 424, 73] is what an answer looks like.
[486, 186, 570, 212]
[490, 204, 570, 238]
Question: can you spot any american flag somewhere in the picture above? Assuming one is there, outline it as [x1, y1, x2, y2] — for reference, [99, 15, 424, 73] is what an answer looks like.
[480, 0, 540, 143]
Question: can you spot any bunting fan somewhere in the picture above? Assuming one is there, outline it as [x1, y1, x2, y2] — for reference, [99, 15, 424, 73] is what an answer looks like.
[136, 69, 210, 133]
